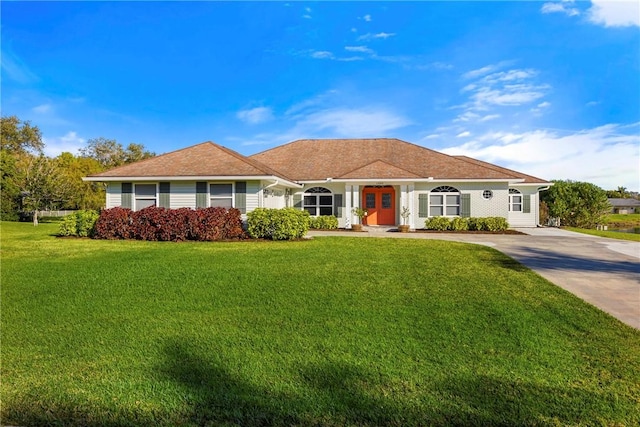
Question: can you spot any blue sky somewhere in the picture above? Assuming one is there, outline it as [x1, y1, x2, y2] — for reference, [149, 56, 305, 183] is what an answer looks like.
[2, 1, 639, 190]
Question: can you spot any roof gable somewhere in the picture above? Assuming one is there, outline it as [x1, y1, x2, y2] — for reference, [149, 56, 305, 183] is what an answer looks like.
[338, 160, 421, 179]
[88, 141, 290, 179]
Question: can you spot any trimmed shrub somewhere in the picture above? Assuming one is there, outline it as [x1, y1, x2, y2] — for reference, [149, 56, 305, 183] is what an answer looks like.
[94, 207, 245, 241]
[94, 207, 133, 239]
[483, 216, 509, 231]
[247, 208, 310, 240]
[450, 217, 469, 231]
[309, 215, 339, 230]
[58, 210, 100, 237]
[424, 216, 451, 231]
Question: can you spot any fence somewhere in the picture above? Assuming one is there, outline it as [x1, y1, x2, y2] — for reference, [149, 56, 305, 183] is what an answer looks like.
[37, 210, 77, 217]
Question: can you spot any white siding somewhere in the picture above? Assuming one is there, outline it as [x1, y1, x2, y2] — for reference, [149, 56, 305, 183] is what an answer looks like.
[169, 182, 197, 209]
[508, 186, 538, 227]
[106, 183, 122, 208]
[413, 182, 511, 228]
[247, 181, 260, 212]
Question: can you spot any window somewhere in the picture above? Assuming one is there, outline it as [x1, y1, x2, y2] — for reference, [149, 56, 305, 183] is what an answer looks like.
[509, 188, 522, 212]
[303, 187, 333, 216]
[430, 186, 460, 217]
[135, 184, 156, 210]
[482, 190, 493, 200]
[210, 183, 233, 208]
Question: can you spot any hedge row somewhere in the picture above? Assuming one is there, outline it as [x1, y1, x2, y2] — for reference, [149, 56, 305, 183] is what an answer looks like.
[58, 210, 100, 237]
[309, 215, 339, 230]
[247, 208, 310, 240]
[424, 216, 509, 231]
[93, 207, 245, 241]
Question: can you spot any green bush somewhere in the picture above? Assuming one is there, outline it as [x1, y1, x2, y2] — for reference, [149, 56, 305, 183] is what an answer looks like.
[424, 216, 451, 231]
[450, 217, 469, 231]
[483, 217, 509, 231]
[58, 210, 100, 237]
[309, 215, 338, 230]
[247, 208, 310, 240]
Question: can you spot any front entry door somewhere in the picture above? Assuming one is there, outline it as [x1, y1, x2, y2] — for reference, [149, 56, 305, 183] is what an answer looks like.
[362, 186, 396, 225]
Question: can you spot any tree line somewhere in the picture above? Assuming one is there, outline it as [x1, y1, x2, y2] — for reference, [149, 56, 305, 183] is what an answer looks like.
[1, 115, 154, 224]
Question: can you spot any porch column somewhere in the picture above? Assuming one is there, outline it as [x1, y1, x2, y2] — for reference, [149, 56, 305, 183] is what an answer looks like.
[352, 185, 360, 225]
[408, 184, 415, 229]
[400, 185, 407, 226]
[345, 185, 352, 229]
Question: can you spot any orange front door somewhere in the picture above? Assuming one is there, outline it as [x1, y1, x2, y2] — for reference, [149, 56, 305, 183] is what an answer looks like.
[362, 186, 396, 225]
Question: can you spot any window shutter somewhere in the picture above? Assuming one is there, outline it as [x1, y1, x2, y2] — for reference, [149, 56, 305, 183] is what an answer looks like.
[461, 194, 471, 218]
[333, 194, 343, 218]
[235, 181, 247, 214]
[418, 194, 428, 218]
[293, 194, 302, 209]
[121, 183, 132, 209]
[159, 182, 170, 208]
[523, 194, 531, 214]
[196, 182, 208, 208]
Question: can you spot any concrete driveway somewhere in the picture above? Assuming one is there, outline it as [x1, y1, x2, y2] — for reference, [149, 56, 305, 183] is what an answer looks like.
[308, 227, 640, 329]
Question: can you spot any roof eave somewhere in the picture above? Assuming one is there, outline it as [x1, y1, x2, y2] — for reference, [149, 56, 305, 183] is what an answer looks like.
[83, 175, 303, 188]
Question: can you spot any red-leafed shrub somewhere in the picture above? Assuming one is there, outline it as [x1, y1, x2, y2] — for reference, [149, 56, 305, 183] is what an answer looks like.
[94, 207, 245, 241]
[94, 207, 133, 239]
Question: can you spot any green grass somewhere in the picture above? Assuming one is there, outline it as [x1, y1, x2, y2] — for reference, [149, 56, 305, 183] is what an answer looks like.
[565, 226, 640, 242]
[2, 222, 639, 426]
[604, 213, 640, 225]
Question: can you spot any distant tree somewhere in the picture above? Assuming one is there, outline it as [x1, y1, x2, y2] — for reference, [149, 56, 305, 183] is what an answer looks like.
[55, 152, 106, 210]
[541, 180, 611, 228]
[1, 116, 44, 220]
[617, 186, 629, 198]
[80, 137, 155, 169]
[18, 155, 73, 225]
[0, 115, 43, 154]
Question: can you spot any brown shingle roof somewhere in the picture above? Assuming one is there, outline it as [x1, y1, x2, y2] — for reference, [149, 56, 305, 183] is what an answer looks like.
[250, 138, 540, 182]
[88, 141, 291, 180]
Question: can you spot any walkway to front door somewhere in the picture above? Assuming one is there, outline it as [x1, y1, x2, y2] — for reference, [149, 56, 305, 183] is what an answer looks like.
[362, 186, 396, 225]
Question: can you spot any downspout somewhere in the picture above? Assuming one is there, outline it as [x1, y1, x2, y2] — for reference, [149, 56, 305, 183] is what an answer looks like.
[262, 180, 279, 207]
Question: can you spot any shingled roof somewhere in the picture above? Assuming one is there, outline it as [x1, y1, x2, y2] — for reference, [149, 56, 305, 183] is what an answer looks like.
[250, 138, 548, 183]
[87, 141, 293, 181]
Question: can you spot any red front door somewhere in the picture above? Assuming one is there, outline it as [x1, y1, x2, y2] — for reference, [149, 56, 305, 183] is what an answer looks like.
[362, 186, 396, 225]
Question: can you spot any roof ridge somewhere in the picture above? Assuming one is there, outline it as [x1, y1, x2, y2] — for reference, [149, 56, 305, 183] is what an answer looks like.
[212, 142, 295, 181]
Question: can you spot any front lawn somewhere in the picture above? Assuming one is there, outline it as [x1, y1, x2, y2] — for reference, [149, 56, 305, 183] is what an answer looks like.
[2, 222, 639, 426]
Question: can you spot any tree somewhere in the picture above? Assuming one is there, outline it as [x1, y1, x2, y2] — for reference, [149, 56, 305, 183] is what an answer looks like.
[0, 115, 43, 154]
[79, 137, 155, 169]
[18, 155, 73, 225]
[55, 152, 106, 210]
[541, 180, 611, 228]
[1, 116, 44, 220]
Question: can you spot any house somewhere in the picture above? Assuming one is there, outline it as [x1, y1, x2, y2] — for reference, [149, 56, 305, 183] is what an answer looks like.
[609, 198, 640, 214]
[84, 138, 552, 228]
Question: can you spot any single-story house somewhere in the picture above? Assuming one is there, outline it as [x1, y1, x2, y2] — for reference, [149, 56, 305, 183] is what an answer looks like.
[609, 198, 640, 214]
[84, 138, 552, 228]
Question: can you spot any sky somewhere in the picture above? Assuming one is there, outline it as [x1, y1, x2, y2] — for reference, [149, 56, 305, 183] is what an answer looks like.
[2, 0, 639, 191]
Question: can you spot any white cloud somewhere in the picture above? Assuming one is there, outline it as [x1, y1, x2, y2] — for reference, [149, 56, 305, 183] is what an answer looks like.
[43, 131, 86, 157]
[236, 106, 274, 125]
[1, 47, 39, 84]
[298, 108, 411, 136]
[345, 45, 374, 54]
[361, 14, 372, 22]
[587, 0, 639, 27]
[310, 50, 334, 59]
[541, 1, 580, 17]
[441, 123, 640, 190]
[479, 114, 501, 122]
[456, 131, 471, 138]
[460, 65, 551, 112]
[357, 32, 396, 41]
[32, 103, 52, 114]
[537, 101, 551, 108]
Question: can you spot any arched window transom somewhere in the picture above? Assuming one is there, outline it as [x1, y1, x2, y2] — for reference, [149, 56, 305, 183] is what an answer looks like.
[430, 186, 460, 216]
[509, 188, 522, 212]
[304, 187, 333, 216]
